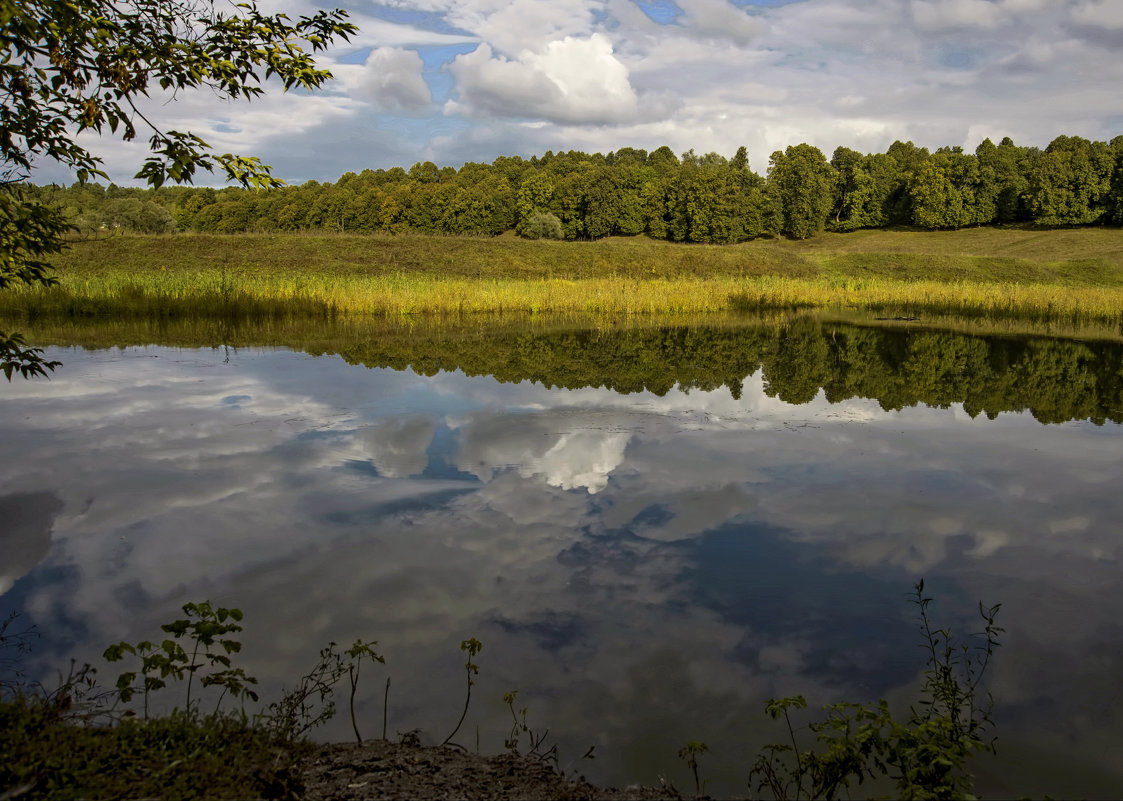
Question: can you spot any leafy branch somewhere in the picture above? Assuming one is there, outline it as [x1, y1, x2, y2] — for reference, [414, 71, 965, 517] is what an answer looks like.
[749, 581, 1003, 800]
[103, 601, 258, 718]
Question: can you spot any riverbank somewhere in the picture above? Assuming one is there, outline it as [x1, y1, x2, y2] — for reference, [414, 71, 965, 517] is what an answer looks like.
[298, 740, 680, 800]
[0, 699, 680, 801]
[6, 227, 1123, 322]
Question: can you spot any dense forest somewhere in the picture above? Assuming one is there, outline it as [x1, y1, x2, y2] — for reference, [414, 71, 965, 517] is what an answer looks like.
[26, 134, 1123, 242]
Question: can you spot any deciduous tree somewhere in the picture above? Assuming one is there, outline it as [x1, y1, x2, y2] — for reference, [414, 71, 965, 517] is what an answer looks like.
[0, 0, 356, 377]
[767, 144, 835, 240]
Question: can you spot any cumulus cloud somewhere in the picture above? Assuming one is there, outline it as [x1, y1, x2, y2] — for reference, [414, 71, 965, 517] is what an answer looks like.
[445, 34, 673, 125]
[450, 410, 631, 492]
[352, 47, 434, 111]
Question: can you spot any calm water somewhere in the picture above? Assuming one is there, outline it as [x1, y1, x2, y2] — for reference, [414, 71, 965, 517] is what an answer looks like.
[2, 319, 1122, 797]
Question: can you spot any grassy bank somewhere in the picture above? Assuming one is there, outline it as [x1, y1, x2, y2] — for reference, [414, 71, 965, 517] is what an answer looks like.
[8, 227, 1123, 323]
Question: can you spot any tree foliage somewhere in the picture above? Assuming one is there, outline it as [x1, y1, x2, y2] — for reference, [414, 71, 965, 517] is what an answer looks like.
[0, 0, 356, 376]
[1026, 135, 1115, 225]
[11, 129, 1123, 280]
[768, 144, 836, 239]
[523, 211, 564, 240]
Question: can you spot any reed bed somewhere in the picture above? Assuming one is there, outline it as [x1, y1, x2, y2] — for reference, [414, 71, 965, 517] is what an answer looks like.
[5, 269, 1123, 324]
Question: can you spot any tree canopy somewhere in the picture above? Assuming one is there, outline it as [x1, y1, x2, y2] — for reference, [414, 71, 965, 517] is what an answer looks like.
[29, 134, 1121, 246]
[0, 0, 356, 378]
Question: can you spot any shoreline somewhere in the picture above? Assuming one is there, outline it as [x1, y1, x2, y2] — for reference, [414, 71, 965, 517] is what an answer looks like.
[298, 739, 683, 801]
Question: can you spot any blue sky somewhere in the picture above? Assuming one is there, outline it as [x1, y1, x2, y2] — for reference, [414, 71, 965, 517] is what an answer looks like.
[35, 0, 1123, 185]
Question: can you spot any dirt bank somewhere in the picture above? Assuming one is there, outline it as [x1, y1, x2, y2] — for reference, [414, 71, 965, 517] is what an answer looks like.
[298, 740, 686, 801]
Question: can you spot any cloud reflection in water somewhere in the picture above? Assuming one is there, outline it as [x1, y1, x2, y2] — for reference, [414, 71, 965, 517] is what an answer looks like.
[1, 345, 1121, 798]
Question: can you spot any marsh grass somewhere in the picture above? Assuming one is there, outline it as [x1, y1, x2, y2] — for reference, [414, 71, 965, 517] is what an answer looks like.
[7, 271, 1123, 324]
[9, 228, 1123, 325]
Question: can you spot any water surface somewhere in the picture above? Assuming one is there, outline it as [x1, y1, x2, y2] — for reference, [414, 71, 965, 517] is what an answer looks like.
[2, 318, 1122, 798]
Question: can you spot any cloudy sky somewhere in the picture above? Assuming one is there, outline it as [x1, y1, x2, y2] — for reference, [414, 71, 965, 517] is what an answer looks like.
[32, 0, 1123, 185]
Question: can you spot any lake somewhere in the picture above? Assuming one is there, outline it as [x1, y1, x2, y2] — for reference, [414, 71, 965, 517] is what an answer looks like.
[2, 314, 1122, 798]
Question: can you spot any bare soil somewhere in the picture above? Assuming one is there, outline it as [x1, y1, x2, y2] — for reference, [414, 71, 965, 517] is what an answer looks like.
[297, 740, 684, 801]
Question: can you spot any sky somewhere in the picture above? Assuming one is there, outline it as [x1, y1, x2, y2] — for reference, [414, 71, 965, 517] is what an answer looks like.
[31, 0, 1123, 185]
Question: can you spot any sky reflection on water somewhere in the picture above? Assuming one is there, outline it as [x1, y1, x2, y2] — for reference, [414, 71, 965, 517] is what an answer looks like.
[1, 343, 1122, 797]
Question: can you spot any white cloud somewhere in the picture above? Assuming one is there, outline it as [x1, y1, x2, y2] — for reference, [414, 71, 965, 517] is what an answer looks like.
[351, 47, 434, 111]
[442, 33, 673, 124]
[391, 0, 598, 55]
[450, 410, 631, 492]
[445, 34, 673, 125]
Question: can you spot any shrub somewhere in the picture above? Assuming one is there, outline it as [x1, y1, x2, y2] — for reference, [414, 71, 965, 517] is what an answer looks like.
[523, 211, 564, 240]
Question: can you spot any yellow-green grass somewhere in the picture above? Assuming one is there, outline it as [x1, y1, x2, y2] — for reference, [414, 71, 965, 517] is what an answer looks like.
[8, 271, 1123, 322]
[10, 227, 1123, 324]
[47, 226, 1123, 282]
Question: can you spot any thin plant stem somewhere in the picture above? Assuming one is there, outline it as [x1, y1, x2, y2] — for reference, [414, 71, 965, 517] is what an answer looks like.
[441, 673, 472, 747]
[785, 709, 804, 800]
[382, 676, 390, 741]
[349, 661, 362, 743]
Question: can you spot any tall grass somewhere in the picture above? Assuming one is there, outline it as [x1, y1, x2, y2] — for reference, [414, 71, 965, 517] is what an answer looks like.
[7, 229, 1120, 325]
[6, 270, 1123, 324]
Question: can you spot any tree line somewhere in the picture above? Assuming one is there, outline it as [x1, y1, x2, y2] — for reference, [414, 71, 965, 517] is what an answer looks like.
[27, 134, 1123, 242]
[322, 319, 1123, 426]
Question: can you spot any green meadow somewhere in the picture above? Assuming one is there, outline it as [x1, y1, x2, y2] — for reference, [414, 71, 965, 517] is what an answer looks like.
[7, 226, 1123, 324]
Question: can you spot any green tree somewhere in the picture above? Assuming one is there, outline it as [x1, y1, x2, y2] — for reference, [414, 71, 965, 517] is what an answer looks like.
[977, 136, 1033, 223]
[100, 197, 176, 233]
[641, 175, 673, 239]
[1108, 135, 1123, 225]
[1026, 135, 1115, 225]
[767, 144, 836, 239]
[515, 171, 555, 236]
[0, 0, 356, 377]
[909, 155, 964, 229]
[829, 146, 864, 229]
[583, 167, 623, 239]
[731, 145, 749, 171]
[829, 147, 901, 232]
[884, 140, 930, 224]
[647, 145, 679, 174]
[548, 167, 591, 239]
